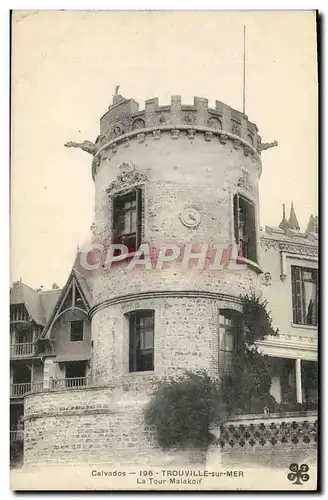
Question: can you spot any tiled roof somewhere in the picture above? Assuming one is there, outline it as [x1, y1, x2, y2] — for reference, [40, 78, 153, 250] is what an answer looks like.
[10, 282, 46, 326]
[261, 225, 318, 247]
[39, 289, 62, 322]
[10, 254, 92, 331]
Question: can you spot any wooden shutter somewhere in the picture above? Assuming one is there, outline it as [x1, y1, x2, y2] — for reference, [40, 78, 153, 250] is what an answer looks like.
[291, 266, 303, 324]
[233, 194, 240, 244]
[247, 199, 257, 262]
[136, 188, 143, 248]
[112, 195, 119, 242]
[129, 314, 137, 372]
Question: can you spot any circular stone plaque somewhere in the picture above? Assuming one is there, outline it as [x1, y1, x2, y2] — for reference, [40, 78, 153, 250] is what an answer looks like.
[180, 208, 201, 228]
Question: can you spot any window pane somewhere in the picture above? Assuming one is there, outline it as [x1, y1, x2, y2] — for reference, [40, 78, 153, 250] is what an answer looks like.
[303, 271, 313, 281]
[219, 315, 233, 326]
[70, 321, 84, 341]
[304, 281, 317, 325]
[124, 212, 131, 233]
[123, 200, 132, 210]
[220, 330, 234, 351]
[220, 351, 233, 373]
[131, 210, 137, 233]
[129, 311, 154, 372]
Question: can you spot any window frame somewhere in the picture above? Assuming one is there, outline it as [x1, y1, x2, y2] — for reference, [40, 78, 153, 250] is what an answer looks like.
[218, 309, 240, 375]
[128, 309, 154, 373]
[233, 193, 257, 263]
[291, 266, 318, 326]
[112, 188, 142, 253]
[70, 320, 84, 342]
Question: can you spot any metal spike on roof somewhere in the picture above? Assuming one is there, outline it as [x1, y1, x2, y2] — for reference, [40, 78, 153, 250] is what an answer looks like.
[288, 202, 300, 230]
[279, 204, 292, 232]
[305, 214, 318, 234]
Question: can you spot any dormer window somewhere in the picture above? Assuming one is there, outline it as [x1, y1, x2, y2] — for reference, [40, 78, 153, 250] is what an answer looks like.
[233, 194, 257, 263]
[112, 189, 142, 253]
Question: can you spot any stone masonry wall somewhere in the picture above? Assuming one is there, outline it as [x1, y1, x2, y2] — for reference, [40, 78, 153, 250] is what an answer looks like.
[24, 388, 155, 466]
[23, 387, 206, 467]
[91, 296, 244, 386]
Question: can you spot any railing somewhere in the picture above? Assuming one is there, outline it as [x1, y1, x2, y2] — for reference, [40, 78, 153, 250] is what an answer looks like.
[10, 378, 91, 397]
[213, 411, 317, 448]
[10, 430, 24, 443]
[10, 343, 35, 357]
[51, 377, 90, 390]
[10, 382, 43, 398]
[10, 383, 31, 397]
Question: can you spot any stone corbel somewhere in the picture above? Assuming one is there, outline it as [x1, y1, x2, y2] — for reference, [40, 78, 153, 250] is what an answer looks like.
[187, 129, 196, 141]
[218, 133, 229, 144]
[137, 133, 146, 143]
[171, 129, 180, 140]
[233, 139, 241, 150]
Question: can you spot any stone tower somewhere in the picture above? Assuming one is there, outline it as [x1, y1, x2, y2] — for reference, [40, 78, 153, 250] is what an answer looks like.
[24, 93, 277, 466]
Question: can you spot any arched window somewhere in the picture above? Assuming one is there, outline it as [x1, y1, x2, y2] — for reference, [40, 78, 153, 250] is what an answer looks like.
[233, 194, 257, 263]
[127, 310, 154, 372]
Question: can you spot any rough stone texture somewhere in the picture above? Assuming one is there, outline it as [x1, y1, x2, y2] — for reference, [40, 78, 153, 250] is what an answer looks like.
[23, 388, 207, 467]
[92, 296, 242, 386]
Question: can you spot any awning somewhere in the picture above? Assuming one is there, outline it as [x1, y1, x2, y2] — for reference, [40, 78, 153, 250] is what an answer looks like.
[54, 353, 90, 363]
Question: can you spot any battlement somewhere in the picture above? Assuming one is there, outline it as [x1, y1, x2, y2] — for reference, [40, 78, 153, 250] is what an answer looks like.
[100, 95, 260, 147]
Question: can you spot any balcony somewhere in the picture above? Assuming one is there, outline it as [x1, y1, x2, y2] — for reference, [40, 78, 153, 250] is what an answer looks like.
[51, 377, 91, 390]
[10, 382, 43, 398]
[10, 343, 35, 358]
[10, 378, 91, 398]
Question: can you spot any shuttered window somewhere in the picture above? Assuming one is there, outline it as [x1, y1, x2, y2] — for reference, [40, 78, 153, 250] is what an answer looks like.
[112, 189, 142, 253]
[291, 266, 318, 326]
[233, 194, 257, 263]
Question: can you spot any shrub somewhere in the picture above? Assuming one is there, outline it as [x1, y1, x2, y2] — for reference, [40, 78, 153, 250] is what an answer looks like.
[144, 371, 226, 450]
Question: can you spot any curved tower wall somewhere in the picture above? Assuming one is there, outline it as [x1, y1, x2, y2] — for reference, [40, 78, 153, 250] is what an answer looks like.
[23, 95, 264, 466]
[90, 95, 262, 385]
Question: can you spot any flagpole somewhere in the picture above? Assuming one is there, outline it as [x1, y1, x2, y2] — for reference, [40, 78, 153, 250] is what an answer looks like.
[243, 25, 246, 115]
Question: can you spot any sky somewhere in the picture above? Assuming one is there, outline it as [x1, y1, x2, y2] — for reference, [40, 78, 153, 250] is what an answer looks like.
[10, 10, 318, 289]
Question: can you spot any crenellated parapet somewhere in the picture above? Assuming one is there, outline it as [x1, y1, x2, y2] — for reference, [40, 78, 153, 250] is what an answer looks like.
[99, 95, 260, 146]
[64, 93, 278, 181]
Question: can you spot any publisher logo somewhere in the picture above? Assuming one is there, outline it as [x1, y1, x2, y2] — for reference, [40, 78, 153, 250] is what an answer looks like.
[287, 463, 310, 485]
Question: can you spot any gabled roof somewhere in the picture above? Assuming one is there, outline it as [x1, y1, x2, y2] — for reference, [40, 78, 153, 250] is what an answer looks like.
[39, 268, 91, 340]
[39, 289, 62, 322]
[11, 251, 92, 336]
[10, 281, 46, 326]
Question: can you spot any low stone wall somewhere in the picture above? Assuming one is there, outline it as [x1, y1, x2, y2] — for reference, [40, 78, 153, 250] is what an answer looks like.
[23, 386, 207, 468]
[24, 386, 154, 466]
[215, 412, 317, 470]
[24, 387, 317, 471]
